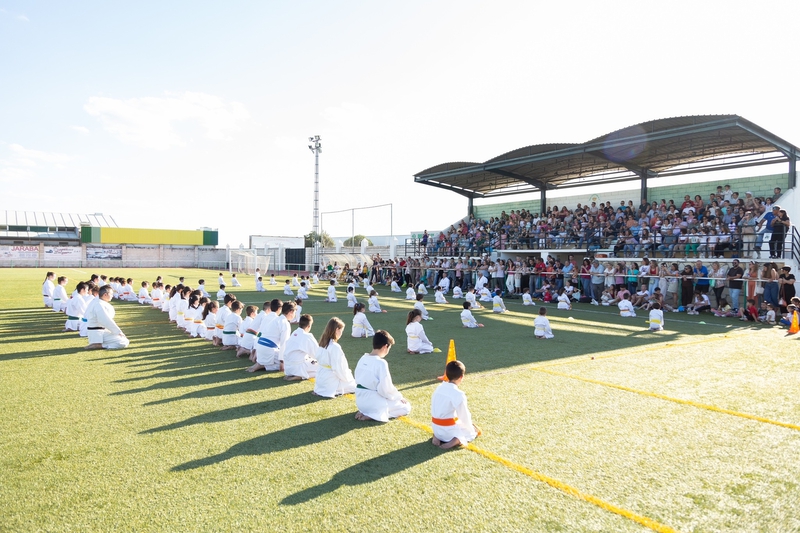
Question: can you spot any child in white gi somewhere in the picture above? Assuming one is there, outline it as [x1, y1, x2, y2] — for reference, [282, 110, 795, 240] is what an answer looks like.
[297, 282, 309, 300]
[197, 280, 209, 298]
[618, 294, 636, 317]
[390, 280, 402, 292]
[198, 301, 219, 341]
[313, 317, 357, 398]
[52, 276, 69, 312]
[221, 301, 244, 350]
[325, 280, 337, 303]
[414, 294, 431, 320]
[417, 282, 428, 295]
[291, 298, 303, 324]
[42, 272, 55, 308]
[479, 286, 493, 302]
[218, 273, 225, 286]
[248, 301, 296, 372]
[256, 277, 265, 291]
[461, 301, 483, 328]
[236, 305, 258, 357]
[452, 286, 463, 299]
[522, 287, 535, 306]
[492, 289, 507, 313]
[434, 287, 448, 304]
[431, 360, 480, 449]
[556, 288, 571, 310]
[283, 314, 319, 381]
[63, 282, 89, 332]
[292, 274, 300, 287]
[270, 274, 277, 285]
[368, 290, 385, 313]
[354, 330, 411, 422]
[648, 302, 665, 331]
[534, 306, 554, 339]
[283, 280, 294, 296]
[406, 309, 433, 354]
[352, 303, 375, 338]
[216, 285, 226, 302]
[231, 274, 241, 287]
[465, 287, 483, 309]
[346, 286, 358, 308]
[138, 281, 152, 305]
[405, 286, 416, 300]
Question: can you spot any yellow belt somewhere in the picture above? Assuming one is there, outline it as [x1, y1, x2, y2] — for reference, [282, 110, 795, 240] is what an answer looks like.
[320, 364, 332, 369]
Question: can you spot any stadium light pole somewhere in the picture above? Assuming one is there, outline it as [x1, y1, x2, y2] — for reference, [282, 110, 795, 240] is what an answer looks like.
[308, 135, 322, 270]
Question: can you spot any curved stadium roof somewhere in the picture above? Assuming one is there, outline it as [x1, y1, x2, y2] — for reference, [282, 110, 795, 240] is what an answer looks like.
[414, 115, 800, 198]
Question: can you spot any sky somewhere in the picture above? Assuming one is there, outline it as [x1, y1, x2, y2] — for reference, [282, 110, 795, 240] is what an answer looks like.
[2, 1, 799, 247]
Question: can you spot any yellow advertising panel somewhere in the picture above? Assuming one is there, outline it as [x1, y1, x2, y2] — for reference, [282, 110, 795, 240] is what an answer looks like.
[100, 228, 204, 245]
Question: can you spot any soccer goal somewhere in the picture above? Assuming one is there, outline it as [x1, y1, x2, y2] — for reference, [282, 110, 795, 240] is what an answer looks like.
[230, 249, 270, 276]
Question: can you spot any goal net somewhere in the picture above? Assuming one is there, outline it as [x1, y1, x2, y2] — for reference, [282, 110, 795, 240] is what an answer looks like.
[230, 250, 270, 276]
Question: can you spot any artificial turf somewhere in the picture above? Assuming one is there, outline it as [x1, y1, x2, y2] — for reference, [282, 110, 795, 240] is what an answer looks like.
[1, 268, 799, 532]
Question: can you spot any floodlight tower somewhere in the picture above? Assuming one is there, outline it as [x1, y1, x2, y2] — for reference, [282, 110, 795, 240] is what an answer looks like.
[308, 135, 322, 243]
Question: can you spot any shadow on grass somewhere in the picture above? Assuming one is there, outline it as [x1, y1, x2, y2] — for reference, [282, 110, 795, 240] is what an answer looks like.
[281, 441, 440, 505]
[0, 345, 89, 360]
[142, 391, 322, 434]
[111, 366, 265, 396]
[172, 413, 362, 471]
[143, 373, 288, 405]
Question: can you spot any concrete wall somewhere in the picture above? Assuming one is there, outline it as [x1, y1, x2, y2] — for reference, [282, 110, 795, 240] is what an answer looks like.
[0, 245, 227, 268]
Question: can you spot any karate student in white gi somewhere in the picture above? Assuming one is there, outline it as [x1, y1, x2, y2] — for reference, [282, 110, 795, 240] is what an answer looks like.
[405, 309, 433, 354]
[533, 307, 554, 339]
[434, 286, 448, 304]
[283, 314, 319, 381]
[414, 294, 431, 320]
[236, 305, 257, 357]
[431, 360, 480, 449]
[231, 274, 241, 287]
[522, 287, 535, 306]
[138, 281, 152, 305]
[648, 302, 665, 331]
[351, 303, 375, 338]
[390, 280, 402, 292]
[405, 286, 416, 300]
[618, 293, 636, 317]
[52, 276, 69, 312]
[313, 317, 356, 398]
[492, 289, 507, 313]
[460, 301, 483, 328]
[84, 285, 130, 350]
[452, 286, 463, 299]
[354, 330, 411, 422]
[283, 280, 294, 296]
[325, 280, 337, 302]
[42, 272, 55, 308]
[63, 282, 89, 332]
[221, 301, 244, 350]
[255, 277, 265, 292]
[248, 301, 295, 371]
[346, 286, 358, 308]
[297, 282, 309, 300]
[368, 290, 386, 313]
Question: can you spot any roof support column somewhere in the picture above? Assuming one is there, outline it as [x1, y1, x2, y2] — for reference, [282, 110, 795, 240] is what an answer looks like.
[467, 197, 474, 218]
[540, 188, 547, 214]
[789, 150, 797, 189]
[640, 169, 649, 203]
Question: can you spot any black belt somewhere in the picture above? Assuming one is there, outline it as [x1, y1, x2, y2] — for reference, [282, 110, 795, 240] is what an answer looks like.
[88, 327, 104, 330]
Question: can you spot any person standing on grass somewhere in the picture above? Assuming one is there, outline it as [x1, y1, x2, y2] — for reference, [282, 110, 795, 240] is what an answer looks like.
[725, 259, 744, 311]
[431, 360, 481, 449]
[354, 330, 411, 422]
[84, 285, 129, 350]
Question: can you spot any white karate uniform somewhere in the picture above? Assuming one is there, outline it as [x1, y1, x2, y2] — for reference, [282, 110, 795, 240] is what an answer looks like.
[64, 293, 89, 331]
[138, 287, 152, 305]
[283, 284, 293, 296]
[199, 312, 217, 341]
[368, 295, 382, 313]
[414, 301, 429, 320]
[291, 304, 301, 324]
[255, 316, 290, 370]
[347, 292, 358, 308]
[492, 294, 506, 313]
[283, 328, 318, 379]
[534, 315, 554, 338]
[461, 309, 479, 328]
[215, 305, 231, 339]
[438, 277, 450, 294]
[42, 279, 55, 308]
[121, 284, 136, 302]
[465, 292, 479, 308]
[222, 313, 242, 346]
[313, 341, 356, 398]
[431, 382, 478, 445]
[231, 277, 241, 287]
[256, 281, 265, 292]
[292, 276, 300, 287]
[218, 275, 225, 286]
[475, 275, 488, 291]
[52, 285, 68, 312]
[216, 289, 226, 302]
[406, 287, 416, 300]
[364, 283, 375, 296]
[522, 293, 534, 306]
[168, 294, 181, 322]
[434, 290, 448, 304]
[391, 281, 402, 292]
[297, 286, 309, 299]
[557, 293, 571, 310]
[270, 277, 278, 285]
[238, 316, 255, 348]
[312, 274, 319, 284]
[352, 312, 375, 338]
[406, 321, 433, 353]
[326, 286, 337, 302]
[417, 283, 428, 295]
[452, 286, 463, 299]
[150, 288, 163, 308]
[479, 287, 493, 302]
[197, 284, 209, 298]
[354, 355, 411, 422]
[187, 306, 202, 336]
[648, 309, 664, 331]
[84, 298, 130, 349]
[618, 300, 636, 317]
[176, 299, 189, 330]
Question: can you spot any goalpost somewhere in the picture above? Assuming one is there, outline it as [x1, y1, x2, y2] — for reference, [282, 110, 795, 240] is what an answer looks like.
[230, 249, 270, 275]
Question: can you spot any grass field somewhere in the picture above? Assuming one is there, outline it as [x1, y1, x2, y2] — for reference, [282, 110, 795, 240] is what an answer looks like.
[1, 268, 799, 532]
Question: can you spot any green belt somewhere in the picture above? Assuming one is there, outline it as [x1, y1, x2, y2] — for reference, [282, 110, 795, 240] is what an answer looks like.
[67, 316, 80, 320]
[222, 331, 237, 334]
[356, 384, 375, 391]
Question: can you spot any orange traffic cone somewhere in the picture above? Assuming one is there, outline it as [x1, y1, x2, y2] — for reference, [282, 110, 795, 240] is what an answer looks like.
[789, 311, 799, 335]
[436, 339, 457, 381]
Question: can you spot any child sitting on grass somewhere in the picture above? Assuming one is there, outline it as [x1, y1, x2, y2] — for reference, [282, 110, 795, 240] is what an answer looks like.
[431, 360, 481, 449]
[354, 330, 411, 422]
[492, 289, 507, 313]
[460, 301, 484, 328]
[406, 309, 433, 354]
[647, 302, 664, 331]
[534, 306, 554, 339]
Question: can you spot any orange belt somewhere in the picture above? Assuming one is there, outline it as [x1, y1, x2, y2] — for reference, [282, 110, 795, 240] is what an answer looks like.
[216, 324, 224, 329]
[432, 417, 458, 426]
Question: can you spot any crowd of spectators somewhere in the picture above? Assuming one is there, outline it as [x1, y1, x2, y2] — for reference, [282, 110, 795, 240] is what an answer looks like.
[422, 185, 790, 260]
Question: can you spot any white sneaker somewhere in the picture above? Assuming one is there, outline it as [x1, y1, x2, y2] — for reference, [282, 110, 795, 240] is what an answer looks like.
[591, 299, 599, 306]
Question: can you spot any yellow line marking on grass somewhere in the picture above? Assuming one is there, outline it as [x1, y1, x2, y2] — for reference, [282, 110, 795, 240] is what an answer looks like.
[398, 416, 679, 533]
[535, 367, 800, 432]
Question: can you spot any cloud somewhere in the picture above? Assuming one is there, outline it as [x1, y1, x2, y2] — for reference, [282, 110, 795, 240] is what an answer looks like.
[0, 144, 73, 183]
[17, 14, 28, 22]
[8, 144, 73, 164]
[84, 91, 251, 150]
[71, 125, 90, 135]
